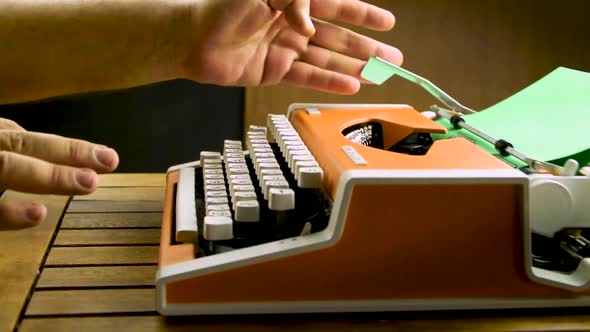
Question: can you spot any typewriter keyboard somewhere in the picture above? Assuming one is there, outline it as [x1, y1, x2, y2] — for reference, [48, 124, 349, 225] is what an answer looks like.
[174, 115, 331, 256]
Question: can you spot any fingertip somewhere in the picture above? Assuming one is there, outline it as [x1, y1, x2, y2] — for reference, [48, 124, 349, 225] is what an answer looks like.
[76, 169, 98, 192]
[25, 203, 47, 226]
[94, 147, 119, 172]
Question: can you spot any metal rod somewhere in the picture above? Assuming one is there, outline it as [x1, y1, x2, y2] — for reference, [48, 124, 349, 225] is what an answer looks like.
[432, 105, 565, 175]
[375, 57, 476, 114]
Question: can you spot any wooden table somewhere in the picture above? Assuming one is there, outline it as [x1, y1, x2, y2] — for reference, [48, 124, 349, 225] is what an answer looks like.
[2, 173, 590, 332]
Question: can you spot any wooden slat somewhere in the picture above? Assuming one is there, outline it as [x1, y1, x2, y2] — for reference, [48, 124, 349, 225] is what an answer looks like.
[45, 246, 159, 266]
[18, 315, 590, 332]
[37, 266, 156, 288]
[0, 191, 70, 332]
[26, 289, 155, 316]
[73, 187, 164, 201]
[67, 200, 163, 212]
[98, 173, 165, 187]
[54, 229, 160, 246]
[61, 212, 162, 229]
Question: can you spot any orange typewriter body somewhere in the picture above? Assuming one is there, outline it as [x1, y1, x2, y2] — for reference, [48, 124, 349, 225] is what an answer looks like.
[156, 104, 590, 315]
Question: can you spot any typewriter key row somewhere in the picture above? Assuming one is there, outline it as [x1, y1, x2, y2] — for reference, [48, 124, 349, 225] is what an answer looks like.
[245, 126, 295, 211]
[267, 114, 323, 188]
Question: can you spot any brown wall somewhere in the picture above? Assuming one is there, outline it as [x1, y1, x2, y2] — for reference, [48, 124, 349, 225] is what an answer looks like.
[246, 0, 590, 128]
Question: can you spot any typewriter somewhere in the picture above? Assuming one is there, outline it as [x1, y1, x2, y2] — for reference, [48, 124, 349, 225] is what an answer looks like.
[156, 100, 590, 315]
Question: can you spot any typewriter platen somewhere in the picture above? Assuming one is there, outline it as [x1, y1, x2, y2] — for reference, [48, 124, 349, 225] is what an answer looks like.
[156, 103, 590, 315]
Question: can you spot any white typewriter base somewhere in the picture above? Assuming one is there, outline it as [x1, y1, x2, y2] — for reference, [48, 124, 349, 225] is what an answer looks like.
[157, 297, 590, 315]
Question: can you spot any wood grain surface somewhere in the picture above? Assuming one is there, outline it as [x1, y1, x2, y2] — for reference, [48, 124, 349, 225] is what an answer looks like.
[73, 187, 164, 202]
[37, 266, 157, 288]
[66, 200, 163, 213]
[25, 289, 156, 316]
[44, 246, 159, 266]
[53, 229, 161, 246]
[97, 173, 166, 187]
[60, 212, 162, 229]
[0, 192, 70, 332]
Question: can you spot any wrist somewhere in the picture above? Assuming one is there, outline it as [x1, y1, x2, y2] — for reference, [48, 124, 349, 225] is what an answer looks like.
[155, 0, 196, 81]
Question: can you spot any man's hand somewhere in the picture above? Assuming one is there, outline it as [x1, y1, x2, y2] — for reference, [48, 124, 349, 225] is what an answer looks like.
[185, 0, 403, 94]
[0, 119, 119, 230]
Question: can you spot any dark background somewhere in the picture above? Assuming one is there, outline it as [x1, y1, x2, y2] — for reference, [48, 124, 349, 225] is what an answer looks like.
[0, 80, 243, 172]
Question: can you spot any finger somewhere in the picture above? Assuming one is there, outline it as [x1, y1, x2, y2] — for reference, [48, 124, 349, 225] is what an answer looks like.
[311, 19, 403, 66]
[309, 0, 396, 31]
[0, 151, 98, 195]
[0, 199, 46, 230]
[282, 61, 360, 94]
[0, 118, 25, 131]
[269, 0, 315, 37]
[299, 44, 373, 83]
[0, 130, 118, 173]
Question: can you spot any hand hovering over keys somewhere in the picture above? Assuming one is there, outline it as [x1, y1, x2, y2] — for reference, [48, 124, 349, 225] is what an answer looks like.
[186, 0, 403, 94]
[0, 119, 119, 230]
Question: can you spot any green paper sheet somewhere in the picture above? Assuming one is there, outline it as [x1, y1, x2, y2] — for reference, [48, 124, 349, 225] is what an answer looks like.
[438, 67, 590, 167]
[361, 57, 397, 85]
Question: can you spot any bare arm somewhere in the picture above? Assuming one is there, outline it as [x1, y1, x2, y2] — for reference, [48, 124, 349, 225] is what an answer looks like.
[0, 0, 190, 104]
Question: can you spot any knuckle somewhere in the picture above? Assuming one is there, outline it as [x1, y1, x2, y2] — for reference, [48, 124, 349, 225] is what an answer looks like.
[50, 164, 70, 189]
[0, 151, 11, 179]
[6, 131, 26, 153]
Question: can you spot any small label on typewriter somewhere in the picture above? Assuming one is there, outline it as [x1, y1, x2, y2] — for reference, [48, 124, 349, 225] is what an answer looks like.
[342, 145, 368, 166]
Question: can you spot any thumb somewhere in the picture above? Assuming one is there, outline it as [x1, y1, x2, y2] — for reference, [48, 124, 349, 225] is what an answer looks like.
[268, 0, 315, 37]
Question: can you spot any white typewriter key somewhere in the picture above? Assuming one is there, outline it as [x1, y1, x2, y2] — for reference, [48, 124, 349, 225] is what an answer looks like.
[206, 204, 230, 215]
[258, 163, 280, 177]
[203, 216, 233, 241]
[230, 179, 253, 186]
[204, 169, 224, 175]
[175, 167, 197, 243]
[203, 158, 222, 165]
[229, 180, 254, 196]
[203, 162, 222, 169]
[229, 179, 253, 189]
[250, 143, 271, 150]
[227, 167, 249, 176]
[232, 184, 255, 193]
[297, 167, 324, 188]
[234, 200, 260, 222]
[293, 161, 319, 180]
[280, 137, 303, 152]
[206, 197, 229, 205]
[224, 148, 243, 155]
[229, 174, 250, 181]
[227, 158, 246, 164]
[260, 169, 283, 176]
[249, 125, 267, 133]
[225, 153, 244, 160]
[208, 210, 232, 218]
[206, 191, 227, 199]
[264, 180, 289, 199]
[292, 155, 315, 171]
[233, 191, 257, 202]
[200, 151, 221, 165]
[205, 179, 225, 186]
[288, 150, 312, 168]
[252, 147, 273, 154]
[224, 139, 242, 146]
[205, 184, 226, 194]
[268, 188, 295, 211]
[262, 176, 286, 196]
[255, 158, 277, 174]
[204, 173, 224, 180]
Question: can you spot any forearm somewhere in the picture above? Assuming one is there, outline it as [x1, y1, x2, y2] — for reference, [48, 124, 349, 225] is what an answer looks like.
[0, 0, 192, 104]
